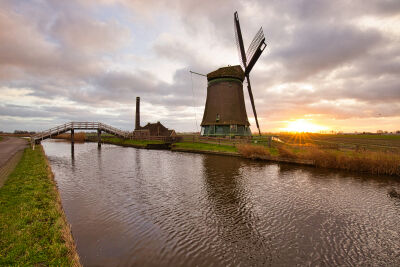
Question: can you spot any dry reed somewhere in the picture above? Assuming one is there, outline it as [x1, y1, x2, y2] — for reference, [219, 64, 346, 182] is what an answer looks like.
[238, 143, 400, 177]
[54, 132, 86, 142]
[236, 144, 270, 159]
[276, 145, 298, 159]
[303, 148, 400, 176]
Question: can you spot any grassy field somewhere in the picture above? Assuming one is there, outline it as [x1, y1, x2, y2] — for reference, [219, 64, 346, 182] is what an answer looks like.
[277, 133, 400, 152]
[0, 147, 80, 266]
[0, 136, 3, 142]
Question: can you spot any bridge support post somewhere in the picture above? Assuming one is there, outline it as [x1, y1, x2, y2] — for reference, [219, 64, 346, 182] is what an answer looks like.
[97, 129, 101, 148]
[71, 129, 74, 145]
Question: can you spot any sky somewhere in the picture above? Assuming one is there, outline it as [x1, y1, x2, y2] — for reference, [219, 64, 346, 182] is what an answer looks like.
[0, 0, 399, 133]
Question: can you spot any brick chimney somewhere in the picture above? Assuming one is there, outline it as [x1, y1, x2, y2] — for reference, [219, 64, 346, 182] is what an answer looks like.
[135, 97, 140, 130]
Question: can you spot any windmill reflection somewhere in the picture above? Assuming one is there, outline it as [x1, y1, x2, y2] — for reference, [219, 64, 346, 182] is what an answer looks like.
[201, 155, 270, 264]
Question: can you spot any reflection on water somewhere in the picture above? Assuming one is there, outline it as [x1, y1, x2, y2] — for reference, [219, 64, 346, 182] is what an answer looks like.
[43, 140, 400, 266]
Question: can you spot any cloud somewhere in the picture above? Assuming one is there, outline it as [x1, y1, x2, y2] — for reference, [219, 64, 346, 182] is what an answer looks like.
[0, 0, 399, 133]
[272, 23, 383, 81]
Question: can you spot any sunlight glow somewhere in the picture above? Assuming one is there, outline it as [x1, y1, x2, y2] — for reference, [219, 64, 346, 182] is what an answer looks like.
[282, 119, 328, 133]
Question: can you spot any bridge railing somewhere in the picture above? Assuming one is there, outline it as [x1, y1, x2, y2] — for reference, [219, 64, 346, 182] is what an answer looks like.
[71, 122, 102, 129]
[31, 122, 72, 139]
[99, 123, 128, 138]
[31, 121, 130, 143]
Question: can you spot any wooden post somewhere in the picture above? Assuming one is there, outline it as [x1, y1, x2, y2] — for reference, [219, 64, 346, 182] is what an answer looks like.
[71, 129, 74, 144]
[98, 129, 101, 148]
[268, 136, 272, 148]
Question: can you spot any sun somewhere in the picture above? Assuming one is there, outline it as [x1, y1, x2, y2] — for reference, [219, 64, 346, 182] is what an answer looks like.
[282, 119, 328, 133]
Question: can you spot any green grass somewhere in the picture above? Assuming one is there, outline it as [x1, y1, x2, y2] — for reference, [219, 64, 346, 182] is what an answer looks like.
[267, 146, 279, 156]
[173, 142, 238, 153]
[0, 147, 79, 266]
[102, 137, 164, 147]
[0, 136, 3, 142]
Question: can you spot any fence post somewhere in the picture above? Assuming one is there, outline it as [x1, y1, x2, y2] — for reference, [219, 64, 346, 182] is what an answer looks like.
[71, 129, 74, 145]
[97, 129, 101, 148]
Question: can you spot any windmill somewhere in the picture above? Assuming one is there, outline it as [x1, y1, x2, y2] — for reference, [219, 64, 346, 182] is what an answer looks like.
[199, 11, 267, 137]
[234, 11, 266, 136]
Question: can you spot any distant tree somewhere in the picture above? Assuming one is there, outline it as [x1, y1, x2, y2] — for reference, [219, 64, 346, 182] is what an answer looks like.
[14, 130, 30, 134]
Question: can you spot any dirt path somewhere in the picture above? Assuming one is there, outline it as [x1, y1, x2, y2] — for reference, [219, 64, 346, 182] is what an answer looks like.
[0, 137, 28, 187]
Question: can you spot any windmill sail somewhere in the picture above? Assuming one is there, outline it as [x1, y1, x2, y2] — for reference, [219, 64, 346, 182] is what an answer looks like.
[245, 27, 266, 76]
[245, 76, 261, 135]
[234, 11, 247, 68]
[234, 11, 265, 136]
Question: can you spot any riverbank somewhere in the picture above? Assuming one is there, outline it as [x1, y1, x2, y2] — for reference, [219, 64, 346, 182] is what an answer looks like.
[0, 146, 81, 266]
[237, 143, 400, 177]
[59, 135, 400, 177]
[101, 137, 166, 148]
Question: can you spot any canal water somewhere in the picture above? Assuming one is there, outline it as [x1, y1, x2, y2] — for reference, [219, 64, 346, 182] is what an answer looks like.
[42, 140, 400, 266]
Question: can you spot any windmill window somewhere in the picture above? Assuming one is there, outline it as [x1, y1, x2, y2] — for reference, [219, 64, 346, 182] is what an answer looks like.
[216, 114, 220, 122]
[230, 124, 237, 132]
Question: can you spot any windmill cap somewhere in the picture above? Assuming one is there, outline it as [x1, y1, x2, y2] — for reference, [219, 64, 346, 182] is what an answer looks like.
[207, 65, 245, 82]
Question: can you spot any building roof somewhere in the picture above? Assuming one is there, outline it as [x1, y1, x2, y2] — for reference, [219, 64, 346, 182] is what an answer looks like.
[207, 65, 245, 82]
[138, 122, 175, 136]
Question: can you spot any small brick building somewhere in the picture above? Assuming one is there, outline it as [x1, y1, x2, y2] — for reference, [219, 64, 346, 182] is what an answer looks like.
[132, 121, 176, 138]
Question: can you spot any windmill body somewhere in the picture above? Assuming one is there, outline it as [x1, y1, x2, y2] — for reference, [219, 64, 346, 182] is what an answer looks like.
[200, 11, 266, 137]
[200, 65, 251, 136]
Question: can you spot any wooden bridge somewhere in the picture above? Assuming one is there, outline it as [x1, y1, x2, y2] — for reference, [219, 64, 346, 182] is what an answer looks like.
[31, 122, 129, 146]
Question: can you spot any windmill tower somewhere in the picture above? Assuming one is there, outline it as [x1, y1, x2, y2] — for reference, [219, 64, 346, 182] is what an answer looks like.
[200, 11, 267, 136]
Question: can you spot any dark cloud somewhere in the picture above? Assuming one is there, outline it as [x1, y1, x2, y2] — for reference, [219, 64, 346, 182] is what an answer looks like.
[272, 23, 383, 80]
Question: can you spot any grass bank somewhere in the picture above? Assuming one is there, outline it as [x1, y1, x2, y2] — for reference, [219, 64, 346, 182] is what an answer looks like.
[173, 142, 238, 153]
[102, 137, 164, 147]
[0, 146, 80, 266]
[0, 136, 3, 142]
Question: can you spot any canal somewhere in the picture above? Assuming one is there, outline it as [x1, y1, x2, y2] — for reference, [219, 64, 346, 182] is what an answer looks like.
[42, 140, 400, 266]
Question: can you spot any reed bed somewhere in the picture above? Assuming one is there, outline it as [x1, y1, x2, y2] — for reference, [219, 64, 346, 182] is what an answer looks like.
[54, 132, 86, 142]
[236, 144, 271, 159]
[303, 148, 400, 176]
[237, 143, 400, 177]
